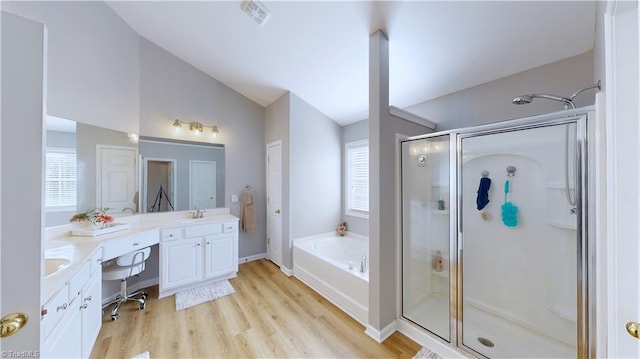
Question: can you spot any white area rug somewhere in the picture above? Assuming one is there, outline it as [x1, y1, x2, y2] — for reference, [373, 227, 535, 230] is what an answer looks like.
[413, 347, 443, 359]
[175, 280, 235, 311]
[131, 352, 149, 359]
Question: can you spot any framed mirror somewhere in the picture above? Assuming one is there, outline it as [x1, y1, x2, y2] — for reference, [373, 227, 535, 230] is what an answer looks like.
[45, 116, 138, 227]
[138, 137, 225, 213]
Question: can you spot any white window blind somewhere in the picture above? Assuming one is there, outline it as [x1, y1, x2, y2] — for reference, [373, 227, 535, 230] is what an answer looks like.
[45, 148, 77, 211]
[346, 140, 369, 217]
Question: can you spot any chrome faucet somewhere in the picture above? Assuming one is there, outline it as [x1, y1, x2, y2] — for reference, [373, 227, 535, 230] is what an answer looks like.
[191, 207, 207, 219]
[360, 255, 367, 273]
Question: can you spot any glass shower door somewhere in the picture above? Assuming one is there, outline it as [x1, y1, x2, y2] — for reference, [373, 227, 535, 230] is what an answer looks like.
[459, 122, 581, 358]
[401, 134, 452, 341]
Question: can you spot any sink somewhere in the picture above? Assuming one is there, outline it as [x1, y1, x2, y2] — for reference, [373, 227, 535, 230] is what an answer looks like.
[179, 218, 209, 224]
[44, 258, 71, 278]
[44, 244, 75, 278]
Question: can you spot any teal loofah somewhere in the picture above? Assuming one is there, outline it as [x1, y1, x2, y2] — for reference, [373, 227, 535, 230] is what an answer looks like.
[501, 179, 518, 227]
[501, 201, 518, 227]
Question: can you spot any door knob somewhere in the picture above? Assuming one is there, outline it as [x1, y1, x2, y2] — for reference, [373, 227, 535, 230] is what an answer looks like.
[1, 313, 28, 338]
[627, 322, 640, 339]
[275, 209, 280, 214]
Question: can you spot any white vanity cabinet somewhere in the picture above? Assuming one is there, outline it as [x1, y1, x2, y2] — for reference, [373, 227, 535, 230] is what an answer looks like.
[159, 220, 238, 297]
[41, 247, 103, 359]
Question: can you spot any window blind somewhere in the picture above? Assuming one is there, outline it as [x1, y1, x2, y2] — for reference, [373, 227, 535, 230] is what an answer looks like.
[45, 149, 77, 209]
[346, 143, 369, 215]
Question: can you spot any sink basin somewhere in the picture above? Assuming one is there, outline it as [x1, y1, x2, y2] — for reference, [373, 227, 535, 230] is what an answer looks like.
[44, 258, 71, 278]
[44, 244, 75, 278]
[179, 218, 209, 224]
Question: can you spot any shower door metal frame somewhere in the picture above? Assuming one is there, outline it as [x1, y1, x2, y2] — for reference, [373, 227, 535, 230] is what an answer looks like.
[455, 113, 592, 359]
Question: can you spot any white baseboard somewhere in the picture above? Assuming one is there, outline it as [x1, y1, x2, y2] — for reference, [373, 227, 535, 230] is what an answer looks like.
[365, 320, 397, 343]
[102, 277, 159, 306]
[280, 265, 293, 277]
[239, 253, 266, 263]
[396, 319, 470, 358]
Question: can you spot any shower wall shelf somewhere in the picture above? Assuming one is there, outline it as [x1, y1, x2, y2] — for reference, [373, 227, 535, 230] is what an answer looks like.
[546, 220, 577, 230]
[429, 209, 450, 215]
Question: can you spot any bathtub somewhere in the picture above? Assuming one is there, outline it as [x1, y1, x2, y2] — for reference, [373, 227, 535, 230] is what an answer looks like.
[293, 232, 369, 325]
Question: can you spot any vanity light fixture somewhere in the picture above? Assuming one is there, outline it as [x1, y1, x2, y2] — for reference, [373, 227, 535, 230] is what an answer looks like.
[172, 119, 219, 137]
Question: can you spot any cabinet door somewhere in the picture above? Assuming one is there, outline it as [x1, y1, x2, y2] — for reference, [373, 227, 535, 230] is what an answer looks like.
[81, 272, 102, 358]
[42, 294, 82, 358]
[204, 235, 234, 279]
[161, 238, 202, 290]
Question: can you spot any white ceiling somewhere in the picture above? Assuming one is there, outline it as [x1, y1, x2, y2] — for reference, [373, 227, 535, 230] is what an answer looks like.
[107, 1, 596, 126]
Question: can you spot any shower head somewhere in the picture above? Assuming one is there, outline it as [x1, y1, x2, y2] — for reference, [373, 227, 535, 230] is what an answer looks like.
[511, 93, 575, 109]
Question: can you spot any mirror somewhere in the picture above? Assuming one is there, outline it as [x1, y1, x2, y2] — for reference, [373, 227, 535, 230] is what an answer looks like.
[45, 116, 138, 227]
[138, 137, 225, 213]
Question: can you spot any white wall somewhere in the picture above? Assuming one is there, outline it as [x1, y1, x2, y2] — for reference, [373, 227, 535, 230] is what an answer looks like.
[138, 38, 266, 259]
[1, 10, 45, 351]
[406, 51, 596, 130]
[342, 120, 369, 236]
[2, 1, 140, 134]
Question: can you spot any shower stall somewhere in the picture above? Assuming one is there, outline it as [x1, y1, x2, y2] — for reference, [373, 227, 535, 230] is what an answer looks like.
[401, 108, 596, 358]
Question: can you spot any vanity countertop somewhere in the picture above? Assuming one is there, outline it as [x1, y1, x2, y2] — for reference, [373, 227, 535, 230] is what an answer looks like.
[43, 209, 239, 304]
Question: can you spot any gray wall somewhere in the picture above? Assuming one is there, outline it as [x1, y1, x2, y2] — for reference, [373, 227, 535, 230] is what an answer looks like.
[1, 10, 45, 351]
[290, 92, 342, 242]
[406, 51, 596, 130]
[342, 119, 369, 236]
[2, 1, 140, 134]
[138, 38, 266, 259]
[265, 93, 291, 263]
[138, 140, 225, 211]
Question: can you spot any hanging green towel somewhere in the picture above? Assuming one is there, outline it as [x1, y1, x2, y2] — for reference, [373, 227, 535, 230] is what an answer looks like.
[501, 179, 518, 227]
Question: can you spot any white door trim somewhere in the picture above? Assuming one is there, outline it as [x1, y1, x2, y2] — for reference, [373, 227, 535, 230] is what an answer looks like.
[142, 157, 177, 213]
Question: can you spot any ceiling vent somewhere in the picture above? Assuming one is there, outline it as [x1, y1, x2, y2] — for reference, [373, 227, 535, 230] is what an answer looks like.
[241, 0, 271, 26]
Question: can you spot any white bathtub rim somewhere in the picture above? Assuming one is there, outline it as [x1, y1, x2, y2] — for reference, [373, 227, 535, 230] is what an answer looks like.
[293, 232, 369, 281]
[293, 231, 369, 243]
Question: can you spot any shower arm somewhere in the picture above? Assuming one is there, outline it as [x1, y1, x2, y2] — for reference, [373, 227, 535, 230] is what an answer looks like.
[568, 81, 602, 101]
[526, 94, 576, 109]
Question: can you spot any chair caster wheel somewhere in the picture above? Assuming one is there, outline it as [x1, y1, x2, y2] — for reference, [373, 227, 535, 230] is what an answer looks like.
[139, 302, 146, 310]
[141, 293, 148, 300]
[111, 313, 120, 321]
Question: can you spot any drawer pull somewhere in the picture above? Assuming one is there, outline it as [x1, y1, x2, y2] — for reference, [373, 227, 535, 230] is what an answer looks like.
[41, 308, 48, 316]
[84, 296, 92, 302]
[80, 304, 88, 310]
[197, 243, 201, 247]
[133, 242, 140, 246]
[207, 241, 211, 245]
[169, 234, 174, 237]
[56, 303, 68, 312]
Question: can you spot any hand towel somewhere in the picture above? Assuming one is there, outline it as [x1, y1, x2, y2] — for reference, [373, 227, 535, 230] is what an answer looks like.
[240, 189, 257, 233]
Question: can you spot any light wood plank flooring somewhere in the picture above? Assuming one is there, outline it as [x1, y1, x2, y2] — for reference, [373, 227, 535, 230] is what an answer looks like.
[91, 259, 421, 358]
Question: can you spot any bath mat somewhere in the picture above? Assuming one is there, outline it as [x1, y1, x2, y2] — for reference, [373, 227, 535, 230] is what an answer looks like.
[131, 352, 150, 359]
[175, 280, 235, 311]
[413, 347, 443, 359]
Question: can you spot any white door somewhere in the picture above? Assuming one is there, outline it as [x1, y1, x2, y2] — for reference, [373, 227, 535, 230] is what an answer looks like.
[189, 160, 216, 210]
[605, 1, 640, 357]
[1, 12, 45, 352]
[266, 141, 283, 267]
[97, 146, 137, 213]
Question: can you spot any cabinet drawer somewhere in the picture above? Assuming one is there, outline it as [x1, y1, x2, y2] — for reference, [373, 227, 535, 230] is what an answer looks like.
[69, 261, 90, 300]
[42, 283, 70, 340]
[102, 230, 158, 260]
[223, 221, 237, 233]
[89, 247, 104, 276]
[161, 228, 183, 242]
[184, 223, 222, 238]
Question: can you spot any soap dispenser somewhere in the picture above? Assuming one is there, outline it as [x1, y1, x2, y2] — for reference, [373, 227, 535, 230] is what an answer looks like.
[433, 250, 444, 272]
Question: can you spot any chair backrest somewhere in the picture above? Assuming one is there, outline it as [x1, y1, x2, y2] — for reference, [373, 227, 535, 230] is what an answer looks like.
[116, 247, 151, 267]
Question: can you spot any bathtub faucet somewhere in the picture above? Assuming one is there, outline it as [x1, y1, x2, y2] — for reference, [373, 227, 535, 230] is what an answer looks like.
[360, 255, 367, 273]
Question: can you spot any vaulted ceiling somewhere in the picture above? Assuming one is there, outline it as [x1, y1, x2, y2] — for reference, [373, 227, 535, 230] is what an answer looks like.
[108, 1, 596, 125]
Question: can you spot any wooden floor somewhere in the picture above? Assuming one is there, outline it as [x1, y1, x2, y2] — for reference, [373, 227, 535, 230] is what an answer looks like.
[91, 259, 421, 358]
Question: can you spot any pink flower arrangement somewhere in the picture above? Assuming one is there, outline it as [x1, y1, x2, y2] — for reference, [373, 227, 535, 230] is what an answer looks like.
[337, 222, 347, 236]
[70, 208, 114, 228]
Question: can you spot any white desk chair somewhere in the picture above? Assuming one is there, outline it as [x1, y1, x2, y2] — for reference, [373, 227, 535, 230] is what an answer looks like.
[102, 247, 151, 320]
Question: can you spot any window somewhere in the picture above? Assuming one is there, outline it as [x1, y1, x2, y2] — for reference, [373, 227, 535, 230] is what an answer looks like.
[45, 148, 77, 211]
[345, 140, 369, 217]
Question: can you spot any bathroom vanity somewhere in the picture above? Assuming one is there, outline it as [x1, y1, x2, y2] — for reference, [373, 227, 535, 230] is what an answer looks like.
[41, 209, 239, 358]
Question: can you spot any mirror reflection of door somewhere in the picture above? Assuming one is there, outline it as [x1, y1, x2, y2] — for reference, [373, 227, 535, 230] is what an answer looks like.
[189, 160, 216, 210]
[143, 158, 176, 212]
[97, 145, 137, 213]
